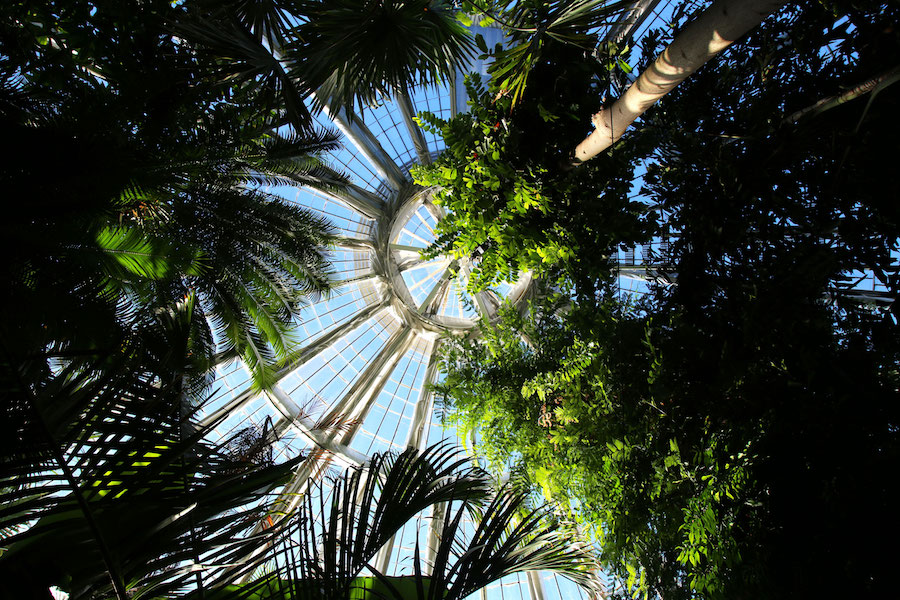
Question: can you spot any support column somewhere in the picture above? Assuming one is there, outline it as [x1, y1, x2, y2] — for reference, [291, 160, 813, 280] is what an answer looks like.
[333, 236, 377, 252]
[320, 183, 385, 219]
[267, 387, 368, 467]
[323, 327, 415, 433]
[323, 327, 415, 575]
[367, 337, 441, 577]
[413, 340, 447, 577]
[457, 261, 492, 318]
[201, 301, 388, 428]
[396, 87, 432, 165]
[235, 445, 336, 580]
[418, 266, 454, 314]
[372, 527, 395, 576]
[391, 247, 426, 272]
[404, 339, 441, 452]
[527, 571, 547, 600]
[340, 271, 379, 287]
[237, 325, 411, 569]
[321, 101, 407, 190]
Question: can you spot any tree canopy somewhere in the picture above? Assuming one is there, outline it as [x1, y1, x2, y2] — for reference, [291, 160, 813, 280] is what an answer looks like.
[413, 41, 656, 296]
[430, 0, 900, 598]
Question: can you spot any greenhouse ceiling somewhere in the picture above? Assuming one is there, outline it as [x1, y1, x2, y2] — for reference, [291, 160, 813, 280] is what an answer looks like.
[193, 5, 680, 598]
[2, 1, 897, 599]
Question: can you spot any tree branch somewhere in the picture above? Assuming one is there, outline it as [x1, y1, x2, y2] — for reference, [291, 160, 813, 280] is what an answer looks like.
[569, 0, 789, 166]
[783, 64, 900, 125]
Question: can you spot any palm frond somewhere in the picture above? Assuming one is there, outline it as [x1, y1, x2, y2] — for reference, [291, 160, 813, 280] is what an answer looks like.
[288, 0, 475, 114]
[230, 0, 299, 48]
[486, 0, 632, 106]
[229, 129, 350, 193]
[437, 488, 602, 600]
[168, 183, 335, 387]
[0, 311, 303, 599]
[91, 225, 206, 282]
[250, 444, 600, 600]
[172, 9, 313, 133]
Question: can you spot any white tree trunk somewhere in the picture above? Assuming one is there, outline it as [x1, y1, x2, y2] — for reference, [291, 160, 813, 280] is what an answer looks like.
[573, 0, 789, 164]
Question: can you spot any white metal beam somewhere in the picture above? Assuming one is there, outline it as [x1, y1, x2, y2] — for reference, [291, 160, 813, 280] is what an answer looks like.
[322, 326, 416, 578]
[201, 301, 388, 428]
[339, 271, 379, 287]
[527, 571, 547, 600]
[404, 339, 442, 453]
[325, 327, 416, 432]
[396, 87, 432, 165]
[234, 446, 338, 584]
[266, 387, 369, 467]
[418, 265, 454, 314]
[390, 243, 427, 253]
[319, 183, 385, 219]
[333, 236, 376, 251]
[322, 102, 407, 190]
[457, 261, 492, 318]
[411, 340, 448, 577]
[619, 266, 677, 285]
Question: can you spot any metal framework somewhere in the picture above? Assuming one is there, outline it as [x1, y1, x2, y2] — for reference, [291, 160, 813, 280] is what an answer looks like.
[203, 4, 734, 598]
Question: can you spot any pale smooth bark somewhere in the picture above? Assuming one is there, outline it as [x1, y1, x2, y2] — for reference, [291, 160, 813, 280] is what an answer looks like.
[572, 0, 789, 164]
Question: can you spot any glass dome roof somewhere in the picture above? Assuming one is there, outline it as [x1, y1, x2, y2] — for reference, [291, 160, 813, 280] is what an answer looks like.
[199, 3, 683, 597]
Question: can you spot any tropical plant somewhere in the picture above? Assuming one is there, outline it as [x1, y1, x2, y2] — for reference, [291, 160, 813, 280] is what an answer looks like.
[412, 55, 655, 295]
[454, 0, 790, 164]
[288, 0, 475, 114]
[632, 0, 900, 313]
[139, 103, 345, 387]
[0, 294, 307, 600]
[172, 0, 316, 133]
[459, 0, 633, 106]
[435, 281, 900, 599]
[176, 0, 477, 120]
[210, 444, 603, 600]
[433, 294, 743, 600]
[0, 2, 617, 600]
[431, 1, 900, 597]
[1, 3, 348, 386]
[623, 2, 900, 594]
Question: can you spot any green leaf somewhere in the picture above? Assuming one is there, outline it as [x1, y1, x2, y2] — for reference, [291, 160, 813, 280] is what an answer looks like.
[95, 226, 203, 280]
[475, 33, 488, 53]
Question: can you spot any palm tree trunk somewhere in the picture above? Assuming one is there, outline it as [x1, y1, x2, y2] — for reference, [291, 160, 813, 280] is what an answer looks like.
[571, 0, 789, 165]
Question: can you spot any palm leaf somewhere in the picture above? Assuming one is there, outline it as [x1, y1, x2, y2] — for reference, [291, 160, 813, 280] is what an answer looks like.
[168, 183, 335, 388]
[172, 9, 314, 134]
[91, 225, 206, 282]
[485, 0, 633, 106]
[230, 0, 299, 48]
[436, 488, 602, 599]
[246, 444, 601, 600]
[0, 297, 303, 599]
[288, 0, 475, 114]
